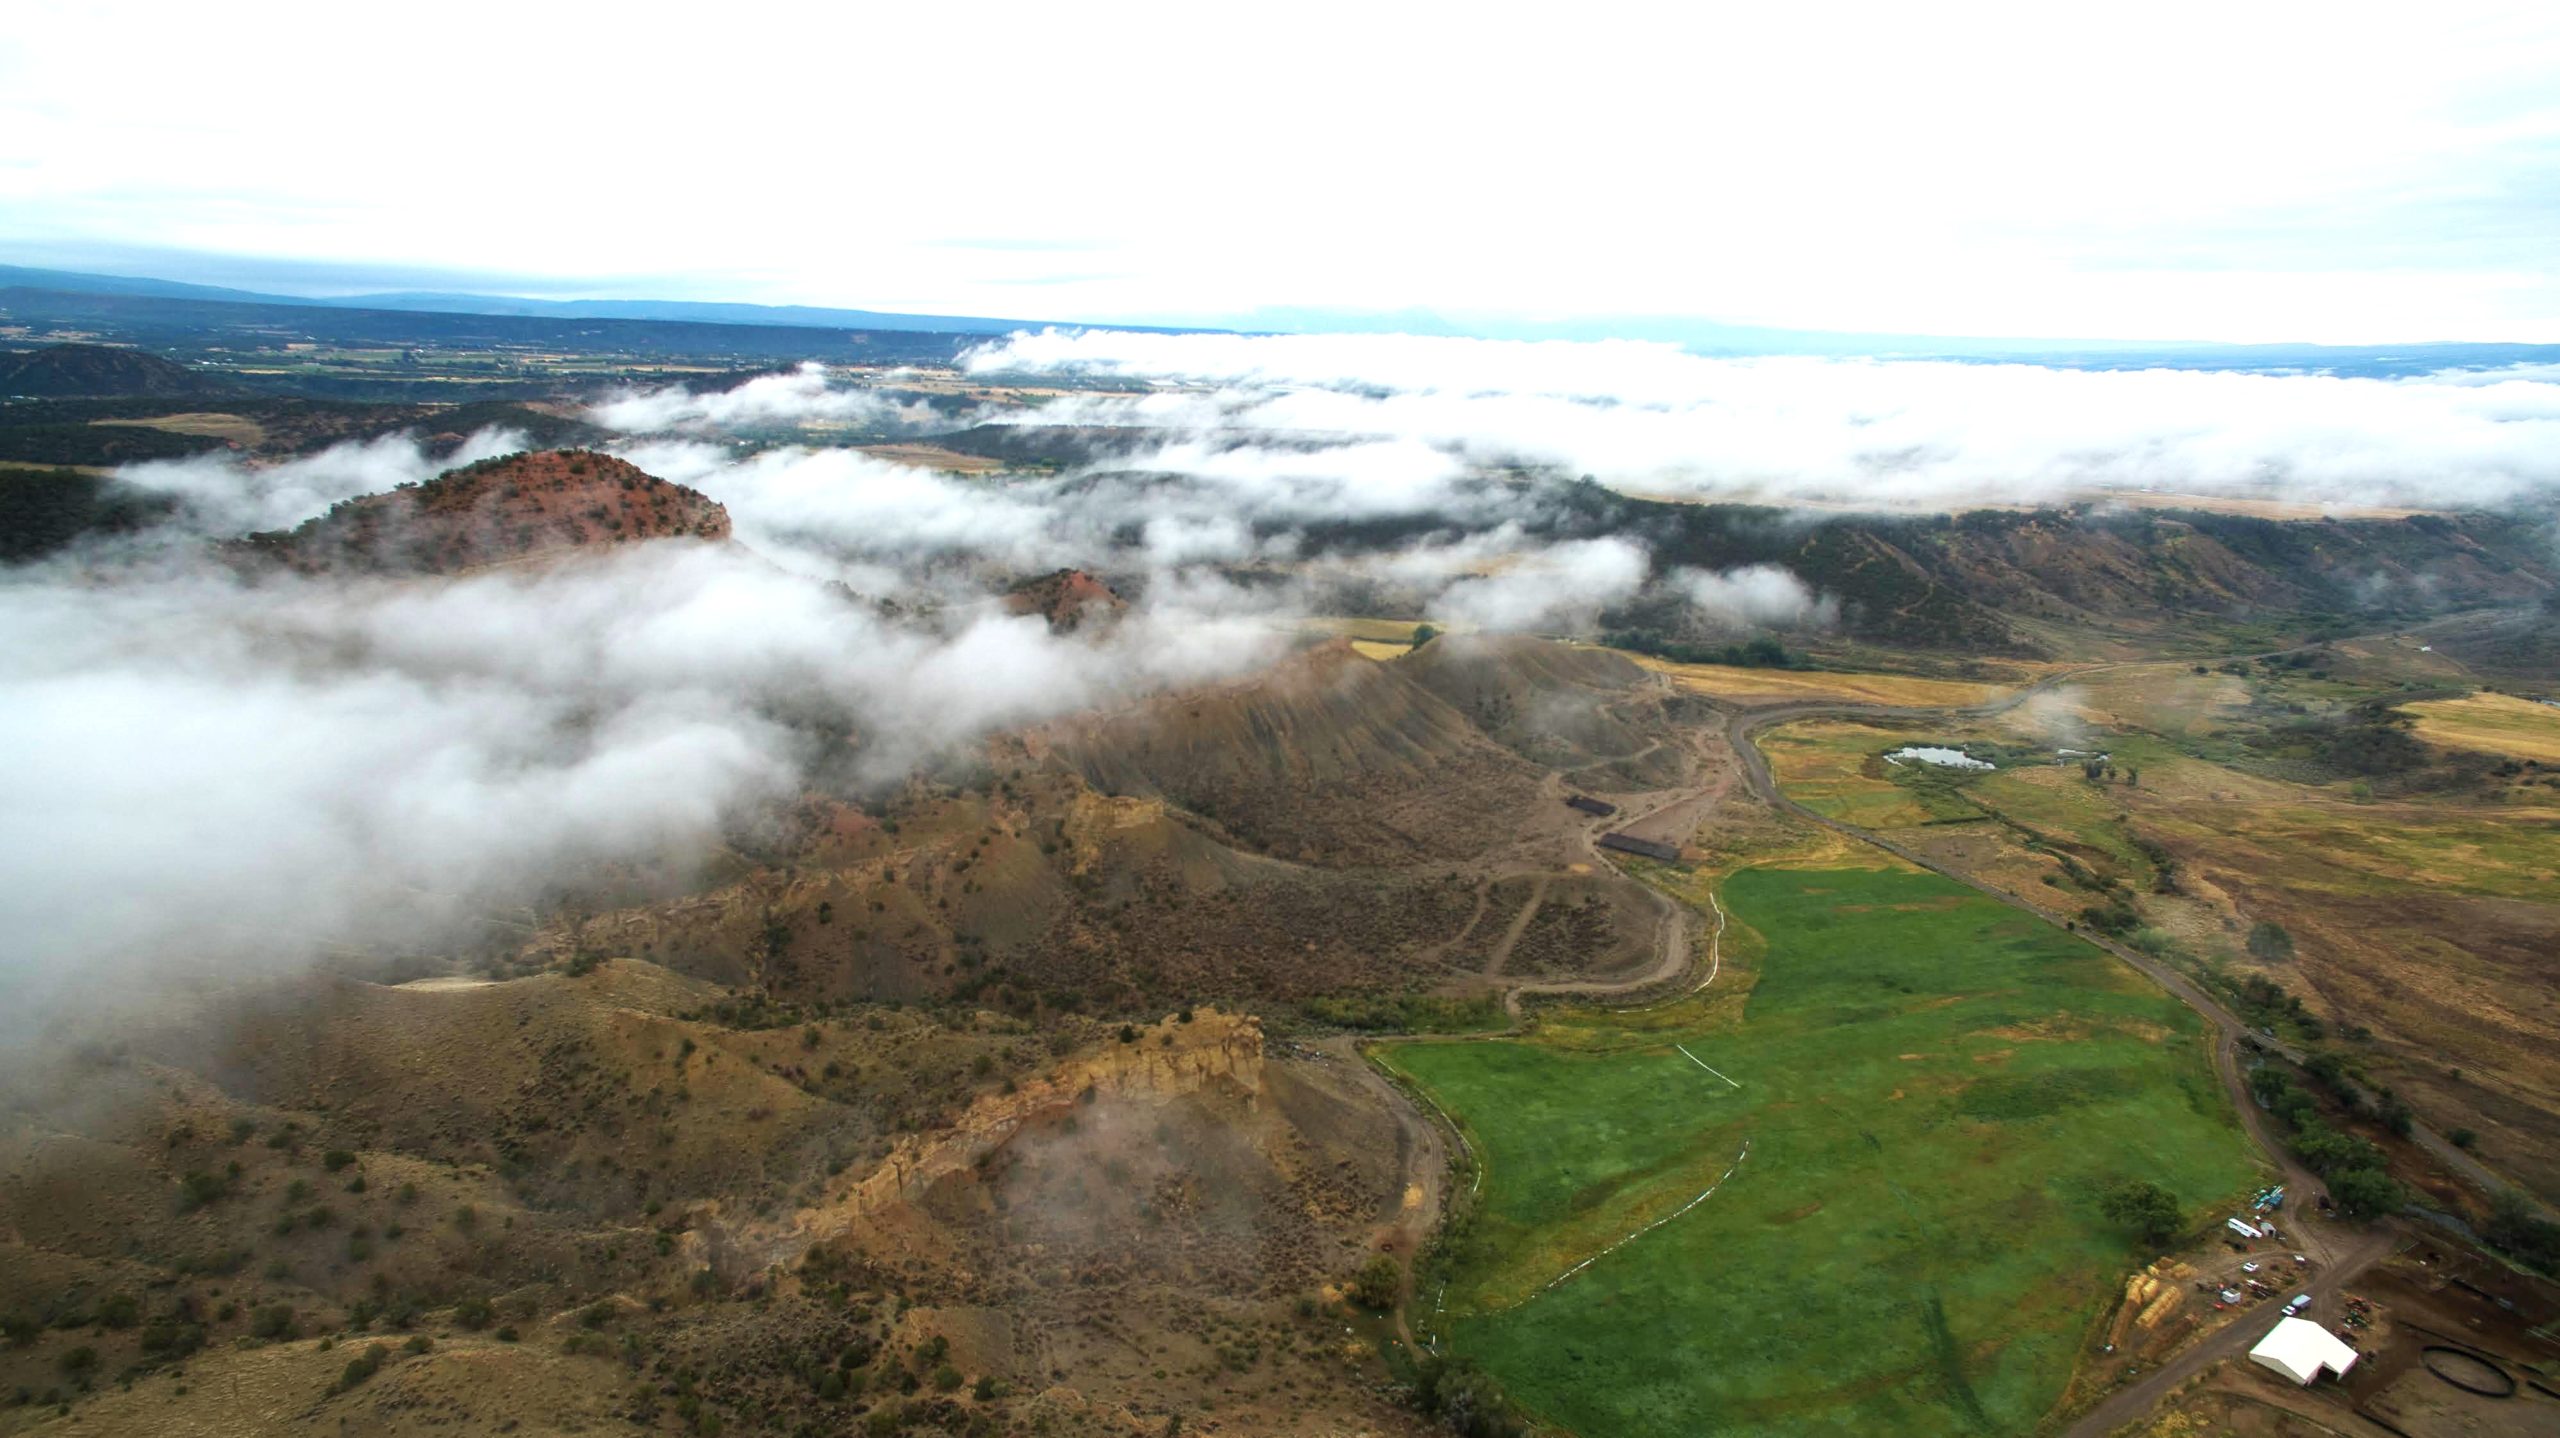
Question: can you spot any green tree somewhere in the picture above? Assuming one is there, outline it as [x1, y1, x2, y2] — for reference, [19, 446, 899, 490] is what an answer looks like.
[2377, 1090, 2414, 1138]
[2098, 1179, 2183, 1246]
[2328, 1167, 2406, 1220]
[1411, 624, 1440, 647]
[2245, 921, 2295, 963]
[2481, 1187, 2560, 1273]
[2248, 1065, 2295, 1109]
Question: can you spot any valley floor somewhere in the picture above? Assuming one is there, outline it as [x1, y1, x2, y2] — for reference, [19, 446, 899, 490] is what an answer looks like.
[1385, 861, 2262, 1436]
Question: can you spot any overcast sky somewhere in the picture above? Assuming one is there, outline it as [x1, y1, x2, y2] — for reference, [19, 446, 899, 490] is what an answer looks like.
[5, 2, 2559, 342]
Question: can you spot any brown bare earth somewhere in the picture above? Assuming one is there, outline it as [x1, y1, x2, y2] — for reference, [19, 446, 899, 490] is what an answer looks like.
[0, 975, 1433, 1437]
[517, 636, 1700, 1017]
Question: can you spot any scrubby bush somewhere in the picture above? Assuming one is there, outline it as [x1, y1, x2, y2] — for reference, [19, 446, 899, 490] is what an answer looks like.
[1349, 1254, 1401, 1311]
[1412, 1356, 1525, 1438]
[177, 1170, 230, 1212]
[334, 1343, 389, 1393]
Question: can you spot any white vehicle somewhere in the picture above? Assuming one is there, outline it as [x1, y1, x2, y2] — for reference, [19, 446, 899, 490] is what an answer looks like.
[2242, 1261, 2260, 1273]
[2292, 1253, 2309, 1266]
[2284, 1293, 2312, 1315]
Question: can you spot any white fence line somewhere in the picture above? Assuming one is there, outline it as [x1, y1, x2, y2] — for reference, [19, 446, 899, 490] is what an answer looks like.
[1531, 1139, 1752, 1298]
[1674, 1042, 1742, 1089]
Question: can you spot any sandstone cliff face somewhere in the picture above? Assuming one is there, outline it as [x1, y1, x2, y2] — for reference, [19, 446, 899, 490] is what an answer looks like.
[1057, 790, 1171, 877]
[717, 1009, 1262, 1270]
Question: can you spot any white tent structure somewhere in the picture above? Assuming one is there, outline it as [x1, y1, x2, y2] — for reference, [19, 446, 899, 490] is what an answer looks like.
[2249, 1316, 2359, 1385]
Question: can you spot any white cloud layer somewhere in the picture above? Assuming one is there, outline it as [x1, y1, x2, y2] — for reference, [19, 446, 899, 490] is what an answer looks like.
[968, 330, 2560, 512]
[1670, 564, 1836, 629]
[0, 530, 1292, 1013]
[118, 428, 526, 535]
[1435, 538, 1650, 633]
[593, 363, 951, 433]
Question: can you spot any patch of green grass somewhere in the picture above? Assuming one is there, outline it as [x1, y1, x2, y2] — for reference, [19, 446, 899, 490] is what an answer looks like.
[1386, 866, 2261, 1437]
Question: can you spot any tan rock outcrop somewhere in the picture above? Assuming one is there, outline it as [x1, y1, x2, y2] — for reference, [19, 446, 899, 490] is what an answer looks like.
[718, 1009, 1261, 1271]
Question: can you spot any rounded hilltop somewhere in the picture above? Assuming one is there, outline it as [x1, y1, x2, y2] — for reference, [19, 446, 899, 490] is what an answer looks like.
[240, 448, 730, 575]
[1003, 566, 1127, 631]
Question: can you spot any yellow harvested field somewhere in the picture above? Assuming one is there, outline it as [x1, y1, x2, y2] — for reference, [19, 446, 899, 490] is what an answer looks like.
[2404, 691, 2560, 764]
[0, 459, 108, 475]
[1291, 615, 1460, 643]
[2031, 664, 2253, 737]
[1631, 656, 2009, 708]
[1758, 719, 1940, 828]
[855, 443, 1007, 474]
[1350, 639, 1413, 661]
[90, 411, 267, 445]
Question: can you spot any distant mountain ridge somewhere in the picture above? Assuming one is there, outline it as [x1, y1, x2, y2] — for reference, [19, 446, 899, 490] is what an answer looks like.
[16, 261, 2560, 372]
[0, 342, 239, 398]
[0, 264, 1199, 338]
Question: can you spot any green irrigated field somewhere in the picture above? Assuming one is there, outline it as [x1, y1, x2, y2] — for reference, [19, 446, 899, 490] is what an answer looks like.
[1386, 865, 2261, 1437]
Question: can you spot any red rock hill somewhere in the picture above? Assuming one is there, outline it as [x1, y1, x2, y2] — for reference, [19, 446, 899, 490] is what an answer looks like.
[247, 449, 729, 575]
[1003, 568, 1128, 632]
